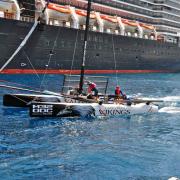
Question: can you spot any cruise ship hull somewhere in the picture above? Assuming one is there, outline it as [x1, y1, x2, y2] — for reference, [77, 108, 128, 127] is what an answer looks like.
[0, 18, 180, 74]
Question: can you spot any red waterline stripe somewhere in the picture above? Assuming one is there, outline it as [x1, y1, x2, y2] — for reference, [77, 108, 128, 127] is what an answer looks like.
[0, 69, 171, 74]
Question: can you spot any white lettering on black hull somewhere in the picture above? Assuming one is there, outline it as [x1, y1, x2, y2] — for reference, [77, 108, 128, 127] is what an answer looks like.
[32, 104, 53, 116]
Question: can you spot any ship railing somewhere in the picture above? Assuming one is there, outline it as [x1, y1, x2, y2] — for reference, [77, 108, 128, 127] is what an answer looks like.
[0, 12, 35, 22]
[157, 33, 178, 44]
[48, 18, 71, 28]
[142, 0, 180, 8]
[163, 1, 180, 9]
[20, 16, 35, 23]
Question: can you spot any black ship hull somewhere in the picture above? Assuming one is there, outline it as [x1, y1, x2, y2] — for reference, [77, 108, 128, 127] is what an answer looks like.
[0, 18, 180, 74]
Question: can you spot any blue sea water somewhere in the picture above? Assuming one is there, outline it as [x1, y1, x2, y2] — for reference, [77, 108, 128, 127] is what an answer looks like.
[0, 73, 180, 179]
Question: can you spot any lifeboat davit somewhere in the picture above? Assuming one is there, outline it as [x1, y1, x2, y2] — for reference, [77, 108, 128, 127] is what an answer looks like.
[121, 19, 139, 36]
[139, 23, 156, 39]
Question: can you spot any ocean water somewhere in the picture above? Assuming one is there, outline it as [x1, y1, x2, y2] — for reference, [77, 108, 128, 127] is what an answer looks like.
[0, 73, 180, 179]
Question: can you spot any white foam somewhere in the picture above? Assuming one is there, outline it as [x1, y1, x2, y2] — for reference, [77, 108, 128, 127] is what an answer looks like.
[168, 177, 180, 180]
[162, 96, 180, 102]
[140, 96, 180, 102]
[159, 107, 180, 114]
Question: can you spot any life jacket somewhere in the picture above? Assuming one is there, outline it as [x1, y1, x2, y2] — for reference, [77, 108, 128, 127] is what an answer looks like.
[115, 86, 122, 95]
[115, 88, 121, 96]
[88, 83, 96, 93]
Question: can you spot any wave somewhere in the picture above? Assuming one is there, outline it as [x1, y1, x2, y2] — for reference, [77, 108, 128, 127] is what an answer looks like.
[168, 177, 180, 180]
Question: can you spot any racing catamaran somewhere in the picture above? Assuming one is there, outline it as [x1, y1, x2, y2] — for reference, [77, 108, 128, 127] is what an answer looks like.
[29, 0, 159, 118]
[1, 0, 160, 117]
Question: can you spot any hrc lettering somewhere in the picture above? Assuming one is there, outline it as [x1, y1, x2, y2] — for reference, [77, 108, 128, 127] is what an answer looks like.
[32, 104, 53, 115]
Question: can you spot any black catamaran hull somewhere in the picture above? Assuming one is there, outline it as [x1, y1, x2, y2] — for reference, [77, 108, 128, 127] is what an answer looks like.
[29, 102, 159, 117]
[3, 94, 64, 107]
[0, 18, 180, 74]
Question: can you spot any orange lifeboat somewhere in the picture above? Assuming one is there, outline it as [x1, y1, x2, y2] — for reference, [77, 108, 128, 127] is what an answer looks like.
[121, 19, 138, 27]
[100, 15, 117, 23]
[139, 23, 155, 30]
[75, 9, 95, 19]
[47, 3, 71, 14]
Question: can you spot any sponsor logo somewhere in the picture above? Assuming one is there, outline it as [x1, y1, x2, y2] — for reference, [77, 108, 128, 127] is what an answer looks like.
[32, 104, 53, 115]
[99, 108, 130, 116]
[20, 63, 27, 67]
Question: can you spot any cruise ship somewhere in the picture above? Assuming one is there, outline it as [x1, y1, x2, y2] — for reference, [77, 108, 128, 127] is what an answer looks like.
[0, 0, 180, 74]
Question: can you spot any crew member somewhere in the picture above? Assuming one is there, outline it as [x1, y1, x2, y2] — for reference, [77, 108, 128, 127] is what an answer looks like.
[114, 86, 127, 103]
[86, 81, 98, 99]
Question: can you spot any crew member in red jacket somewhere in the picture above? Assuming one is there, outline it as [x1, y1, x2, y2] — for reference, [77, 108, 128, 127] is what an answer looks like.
[115, 86, 127, 100]
[86, 81, 98, 99]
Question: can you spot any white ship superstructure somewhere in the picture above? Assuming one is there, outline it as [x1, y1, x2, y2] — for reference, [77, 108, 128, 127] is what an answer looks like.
[1, 0, 180, 43]
[93, 0, 180, 42]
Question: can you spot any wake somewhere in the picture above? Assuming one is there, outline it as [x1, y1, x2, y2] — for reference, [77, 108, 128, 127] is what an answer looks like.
[159, 107, 180, 114]
[139, 95, 180, 102]
[159, 96, 180, 102]
[136, 95, 180, 114]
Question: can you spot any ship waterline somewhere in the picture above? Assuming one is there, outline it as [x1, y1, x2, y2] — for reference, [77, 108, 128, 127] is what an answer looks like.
[1, 69, 172, 74]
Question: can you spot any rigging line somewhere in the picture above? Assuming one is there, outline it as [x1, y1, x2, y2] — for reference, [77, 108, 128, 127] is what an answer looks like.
[23, 51, 40, 79]
[112, 34, 118, 86]
[0, 1, 49, 72]
[0, 84, 43, 94]
[70, 29, 79, 75]
[0, 79, 40, 91]
[0, 21, 38, 72]
[66, 29, 79, 90]
[39, 26, 61, 90]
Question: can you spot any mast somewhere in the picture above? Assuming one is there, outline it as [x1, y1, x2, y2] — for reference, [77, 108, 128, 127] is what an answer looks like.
[79, 0, 92, 94]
